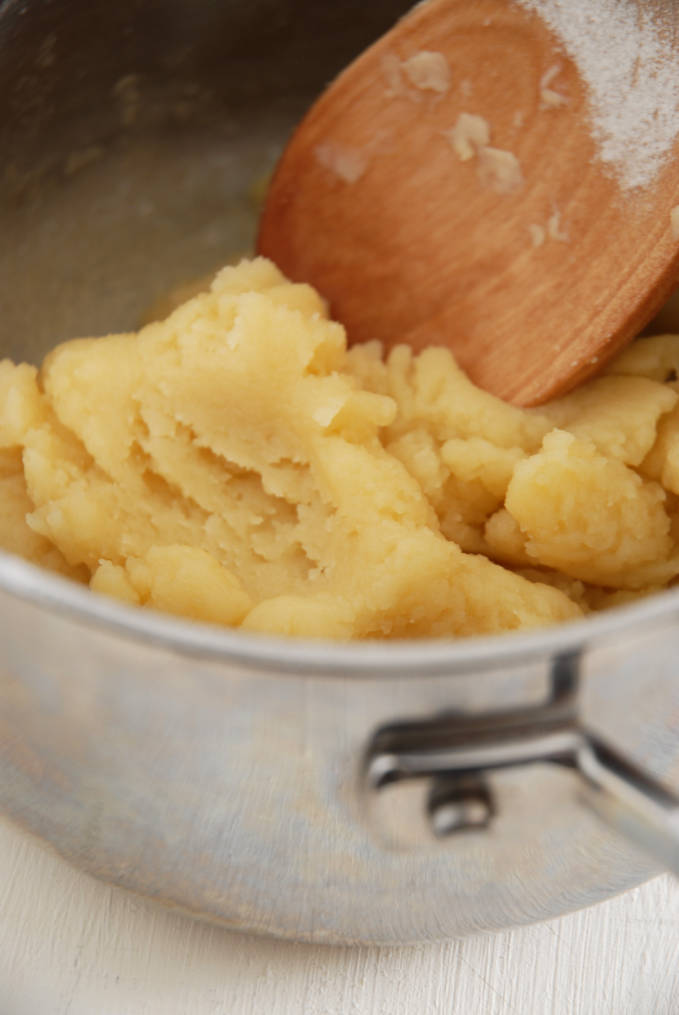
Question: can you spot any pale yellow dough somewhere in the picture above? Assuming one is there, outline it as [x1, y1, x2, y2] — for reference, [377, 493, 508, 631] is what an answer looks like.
[2, 258, 679, 639]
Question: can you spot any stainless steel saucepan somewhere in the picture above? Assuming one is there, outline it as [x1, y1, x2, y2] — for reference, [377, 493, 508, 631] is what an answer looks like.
[1, 0, 678, 945]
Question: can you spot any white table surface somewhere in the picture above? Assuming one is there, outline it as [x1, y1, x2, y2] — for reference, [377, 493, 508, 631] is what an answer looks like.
[2, 814, 678, 1015]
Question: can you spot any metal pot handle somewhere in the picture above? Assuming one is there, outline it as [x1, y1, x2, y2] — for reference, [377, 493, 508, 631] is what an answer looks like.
[575, 731, 679, 875]
[365, 711, 679, 874]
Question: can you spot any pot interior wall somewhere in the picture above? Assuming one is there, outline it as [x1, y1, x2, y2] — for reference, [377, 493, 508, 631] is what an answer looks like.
[0, 0, 412, 364]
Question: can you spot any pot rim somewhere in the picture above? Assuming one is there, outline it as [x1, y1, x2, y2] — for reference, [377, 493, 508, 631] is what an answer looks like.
[3, 548, 678, 676]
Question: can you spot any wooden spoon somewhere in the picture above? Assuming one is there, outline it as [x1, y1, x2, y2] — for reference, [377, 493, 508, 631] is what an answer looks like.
[258, 0, 679, 405]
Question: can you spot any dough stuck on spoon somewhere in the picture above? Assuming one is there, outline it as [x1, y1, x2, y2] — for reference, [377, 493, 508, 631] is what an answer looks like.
[258, 0, 679, 405]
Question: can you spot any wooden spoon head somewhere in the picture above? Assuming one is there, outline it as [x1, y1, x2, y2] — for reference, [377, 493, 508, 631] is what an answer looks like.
[258, 0, 679, 405]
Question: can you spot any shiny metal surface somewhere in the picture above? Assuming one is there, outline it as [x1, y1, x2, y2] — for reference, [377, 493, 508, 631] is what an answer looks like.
[577, 735, 679, 876]
[365, 705, 679, 872]
[1, 0, 679, 944]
